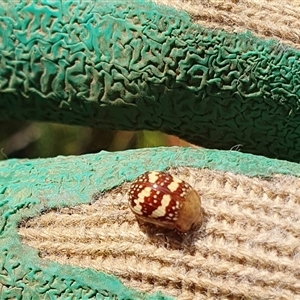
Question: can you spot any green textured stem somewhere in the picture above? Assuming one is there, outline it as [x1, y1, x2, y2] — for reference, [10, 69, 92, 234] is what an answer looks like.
[1, 147, 300, 298]
[1, 1, 300, 161]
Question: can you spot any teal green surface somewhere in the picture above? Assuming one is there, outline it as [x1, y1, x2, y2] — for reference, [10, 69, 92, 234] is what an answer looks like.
[1, 0, 300, 297]
[1, 147, 300, 298]
[0, 1, 300, 161]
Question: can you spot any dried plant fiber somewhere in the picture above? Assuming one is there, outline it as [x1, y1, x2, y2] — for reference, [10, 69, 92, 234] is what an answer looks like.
[1, 0, 300, 298]
[19, 167, 300, 299]
[155, 0, 300, 50]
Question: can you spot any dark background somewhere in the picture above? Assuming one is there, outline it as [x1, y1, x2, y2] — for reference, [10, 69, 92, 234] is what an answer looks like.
[0, 121, 191, 160]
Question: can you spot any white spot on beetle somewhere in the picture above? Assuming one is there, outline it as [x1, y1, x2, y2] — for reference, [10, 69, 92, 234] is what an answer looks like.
[150, 194, 171, 218]
[168, 181, 179, 192]
[148, 171, 159, 183]
[132, 187, 152, 215]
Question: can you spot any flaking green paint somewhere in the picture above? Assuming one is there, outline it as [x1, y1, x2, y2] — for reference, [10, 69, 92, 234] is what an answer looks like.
[1, 147, 300, 298]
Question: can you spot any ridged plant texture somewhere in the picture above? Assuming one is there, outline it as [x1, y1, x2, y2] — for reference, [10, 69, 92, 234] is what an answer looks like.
[1, 1, 300, 160]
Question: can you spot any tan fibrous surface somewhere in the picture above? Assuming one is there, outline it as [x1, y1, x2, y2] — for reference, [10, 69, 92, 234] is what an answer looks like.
[155, 0, 300, 50]
[19, 167, 300, 299]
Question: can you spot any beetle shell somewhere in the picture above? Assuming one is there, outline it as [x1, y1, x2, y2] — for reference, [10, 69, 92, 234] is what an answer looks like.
[128, 171, 203, 233]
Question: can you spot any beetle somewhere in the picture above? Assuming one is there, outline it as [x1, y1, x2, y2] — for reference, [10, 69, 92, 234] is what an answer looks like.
[128, 171, 203, 233]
